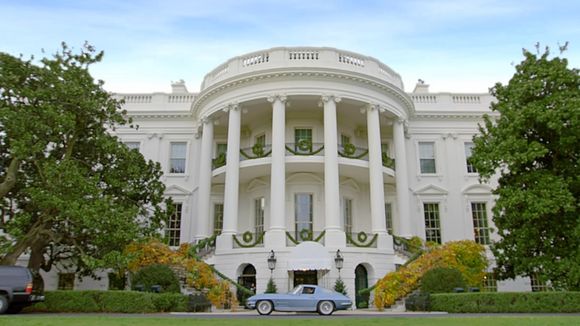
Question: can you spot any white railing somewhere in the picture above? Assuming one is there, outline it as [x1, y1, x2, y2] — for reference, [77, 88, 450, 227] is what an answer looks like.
[410, 95, 438, 104]
[168, 94, 196, 103]
[200, 47, 405, 90]
[118, 93, 195, 105]
[123, 95, 152, 104]
[452, 95, 481, 104]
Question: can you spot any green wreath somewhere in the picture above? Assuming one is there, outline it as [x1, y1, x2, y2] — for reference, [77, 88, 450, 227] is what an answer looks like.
[252, 143, 265, 157]
[299, 228, 313, 241]
[357, 231, 368, 243]
[297, 139, 312, 152]
[242, 231, 254, 243]
[343, 143, 356, 156]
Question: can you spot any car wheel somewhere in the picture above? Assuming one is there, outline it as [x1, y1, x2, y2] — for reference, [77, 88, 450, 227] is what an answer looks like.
[317, 300, 334, 316]
[256, 300, 273, 315]
[0, 295, 9, 314]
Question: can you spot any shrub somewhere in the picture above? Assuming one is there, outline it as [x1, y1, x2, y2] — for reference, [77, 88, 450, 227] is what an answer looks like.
[26, 290, 189, 313]
[334, 278, 347, 295]
[430, 292, 580, 313]
[265, 278, 277, 293]
[421, 267, 467, 294]
[131, 264, 180, 293]
[405, 292, 431, 311]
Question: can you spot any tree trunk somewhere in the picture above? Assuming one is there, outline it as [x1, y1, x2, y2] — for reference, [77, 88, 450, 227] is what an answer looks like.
[0, 237, 31, 265]
[0, 157, 20, 200]
[28, 242, 47, 293]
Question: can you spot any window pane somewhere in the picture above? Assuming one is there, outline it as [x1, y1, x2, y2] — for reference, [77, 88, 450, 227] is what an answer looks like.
[255, 197, 265, 235]
[471, 202, 490, 245]
[344, 198, 352, 234]
[465, 142, 478, 173]
[420, 159, 436, 174]
[171, 142, 187, 158]
[341, 134, 350, 145]
[214, 203, 224, 235]
[125, 142, 140, 150]
[216, 143, 228, 155]
[58, 273, 75, 290]
[166, 203, 182, 246]
[295, 129, 312, 143]
[385, 203, 393, 235]
[295, 193, 313, 238]
[419, 142, 436, 174]
[424, 203, 441, 244]
[255, 135, 266, 146]
[170, 142, 187, 173]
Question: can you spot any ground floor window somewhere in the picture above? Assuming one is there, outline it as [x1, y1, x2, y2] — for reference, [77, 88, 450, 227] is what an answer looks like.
[530, 274, 552, 292]
[424, 203, 441, 244]
[108, 272, 127, 290]
[482, 272, 497, 292]
[343, 198, 353, 234]
[57, 273, 75, 290]
[214, 203, 224, 235]
[166, 203, 182, 246]
[385, 203, 393, 235]
[471, 202, 491, 245]
[295, 193, 313, 240]
[254, 197, 265, 235]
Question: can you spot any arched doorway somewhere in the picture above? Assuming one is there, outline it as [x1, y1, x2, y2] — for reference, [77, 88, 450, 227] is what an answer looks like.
[355, 264, 369, 308]
[237, 264, 256, 303]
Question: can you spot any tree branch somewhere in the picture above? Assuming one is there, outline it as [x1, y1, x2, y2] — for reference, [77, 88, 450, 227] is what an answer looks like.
[0, 157, 20, 200]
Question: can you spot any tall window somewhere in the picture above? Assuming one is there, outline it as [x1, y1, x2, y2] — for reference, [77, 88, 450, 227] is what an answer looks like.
[482, 272, 498, 292]
[255, 134, 266, 146]
[343, 198, 353, 234]
[295, 193, 313, 239]
[418, 142, 436, 174]
[213, 203, 224, 235]
[471, 202, 491, 245]
[465, 142, 478, 173]
[424, 203, 441, 244]
[124, 141, 140, 151]
[385, 203, 393, 235]
[295, 128, 312, 143]
[170, 142, 187, 173]
[254, 197, 265, 235]
[57, 273, 75, 290]
[166, 203, 182, 246]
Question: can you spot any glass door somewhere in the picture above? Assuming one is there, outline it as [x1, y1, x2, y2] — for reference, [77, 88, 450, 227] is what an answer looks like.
[295, 193, 313, 241]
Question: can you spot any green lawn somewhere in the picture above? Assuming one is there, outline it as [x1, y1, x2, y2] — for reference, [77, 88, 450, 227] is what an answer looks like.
[1, 316, 579, 326]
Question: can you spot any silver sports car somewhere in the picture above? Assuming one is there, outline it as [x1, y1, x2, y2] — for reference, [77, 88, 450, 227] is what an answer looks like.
[245, 284, 352, 315]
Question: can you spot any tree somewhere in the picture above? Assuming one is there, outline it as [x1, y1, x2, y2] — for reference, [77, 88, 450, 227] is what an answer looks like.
[265, 278, 277, 293]
[0, 43, 170, 288]
[471, 46, 580, 290]
[333, 277, 347, 295]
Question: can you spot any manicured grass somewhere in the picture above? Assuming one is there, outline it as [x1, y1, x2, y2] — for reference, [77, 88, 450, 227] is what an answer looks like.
[1, 316, 579, 326]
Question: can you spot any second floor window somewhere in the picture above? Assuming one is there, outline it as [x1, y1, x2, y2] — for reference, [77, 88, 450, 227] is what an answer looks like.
[419, 142, 436, 174]
[465, 142, 478, 173]
[170, 142, 186, 173]
[124, 141, 140, 151]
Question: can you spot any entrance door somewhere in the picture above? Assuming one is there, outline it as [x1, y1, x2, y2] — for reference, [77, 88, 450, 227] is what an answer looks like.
[293, 270, 317, 287]
[237, 265, 256, 303]
[355, 264, 369, 308]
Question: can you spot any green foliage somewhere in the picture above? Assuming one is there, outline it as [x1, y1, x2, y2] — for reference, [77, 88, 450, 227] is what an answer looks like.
[405, 292, 431, 311]
[265, 277, 277, 294]
[27, 290, 189, 313]
[334, 277, 347, 295]
[471, 46, 580, 290]
[429, 292, 580, 313]
[131, 264, 181, 293]
[421, 268, 467, 294]
[0, 43, 170, 281]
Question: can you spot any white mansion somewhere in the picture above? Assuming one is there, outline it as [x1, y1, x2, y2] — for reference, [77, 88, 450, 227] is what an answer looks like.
[41, 47, 535, 300]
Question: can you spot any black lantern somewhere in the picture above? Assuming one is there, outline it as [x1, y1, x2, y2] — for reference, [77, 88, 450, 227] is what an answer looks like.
[335, 249, 344, 271]
[267, 250, 277, 272]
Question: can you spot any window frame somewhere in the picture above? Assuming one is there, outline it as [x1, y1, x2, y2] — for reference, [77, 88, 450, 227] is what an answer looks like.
[57, 273, 75, 290]
[166, 202, 182, 247]
[423, 202, 442, 244]
[418, 141, 437, 174]
[213, 202, 224, 235]
[343, 197, 353, 234]
[385, 202, 393, 235]
[254, 197, 265, 235]
[464, 142, 478, 174]
[169, 141, 187, 174]
[471, 202, 491, 245]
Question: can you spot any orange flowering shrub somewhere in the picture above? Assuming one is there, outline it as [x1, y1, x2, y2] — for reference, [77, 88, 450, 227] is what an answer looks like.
[123, 239, 235, 308]
[374, 240, 487, 309]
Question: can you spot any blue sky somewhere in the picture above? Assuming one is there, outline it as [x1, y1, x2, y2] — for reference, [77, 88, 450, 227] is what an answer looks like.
[1, 0, 579, 93]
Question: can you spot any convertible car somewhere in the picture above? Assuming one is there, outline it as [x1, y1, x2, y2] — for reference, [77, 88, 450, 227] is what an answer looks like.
[245, 284, 352, 315]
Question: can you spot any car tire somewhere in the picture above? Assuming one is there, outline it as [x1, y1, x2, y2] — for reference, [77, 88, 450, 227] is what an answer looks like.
[0, 295, 9, 314]
[256, 300, 273, 315]
[317, 300, 334, 316]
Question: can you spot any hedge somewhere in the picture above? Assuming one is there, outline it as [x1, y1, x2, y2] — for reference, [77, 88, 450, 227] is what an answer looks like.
[430, 292, 580, 313]
[27, 290, 189, 313]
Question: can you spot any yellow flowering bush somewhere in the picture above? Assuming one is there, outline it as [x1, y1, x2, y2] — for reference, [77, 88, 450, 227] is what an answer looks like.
[374, 240, 487, 309]
[124, 239, 235, 309]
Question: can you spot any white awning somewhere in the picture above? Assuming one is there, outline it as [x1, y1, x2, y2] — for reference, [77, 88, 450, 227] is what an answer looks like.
[286, 241, 332, 271]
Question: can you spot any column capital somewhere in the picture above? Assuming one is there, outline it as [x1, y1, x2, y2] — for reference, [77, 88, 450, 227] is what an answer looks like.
[320, 94, 342, 105]
[222, 102, 240, 113]
[267, 94, 287, 103]
[366, 103, 381, 112]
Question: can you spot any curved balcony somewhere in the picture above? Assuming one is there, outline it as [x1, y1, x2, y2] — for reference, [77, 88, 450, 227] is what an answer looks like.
[200, 47, 404, 91]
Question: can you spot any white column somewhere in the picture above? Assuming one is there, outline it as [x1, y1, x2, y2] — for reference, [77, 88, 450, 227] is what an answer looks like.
[322, 95, 344, 247]
[222, 104, 241, 238]
[265, 95, 287, 248]
[195, 118, 213, 239]
[394, 119, 412, 237]
[366, 104, 388, 234]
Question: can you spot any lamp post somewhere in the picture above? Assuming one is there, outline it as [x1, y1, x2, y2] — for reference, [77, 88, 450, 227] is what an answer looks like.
[335, 249, 344, 278]
[267, 250, 277, 276]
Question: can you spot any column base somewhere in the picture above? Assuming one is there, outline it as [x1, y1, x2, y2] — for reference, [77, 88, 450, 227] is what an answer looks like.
[215, 233, 234, 253]
[264, 230, 287, 249]
[324, 229, 346, 248]
[376, 232, 394, 252]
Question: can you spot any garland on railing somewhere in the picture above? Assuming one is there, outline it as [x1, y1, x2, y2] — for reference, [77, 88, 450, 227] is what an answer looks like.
[239, 144, 272, 159]
[189, 235, 217, 255]
[212, 153, 226, 169]
[346, 231, 378, 248]
[232, 231, 265, 248]
[338, 143, 369, 159]
[285, 229, 326, 245]
[382, 152, 395, 169]
[285, 139, 324, 156]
